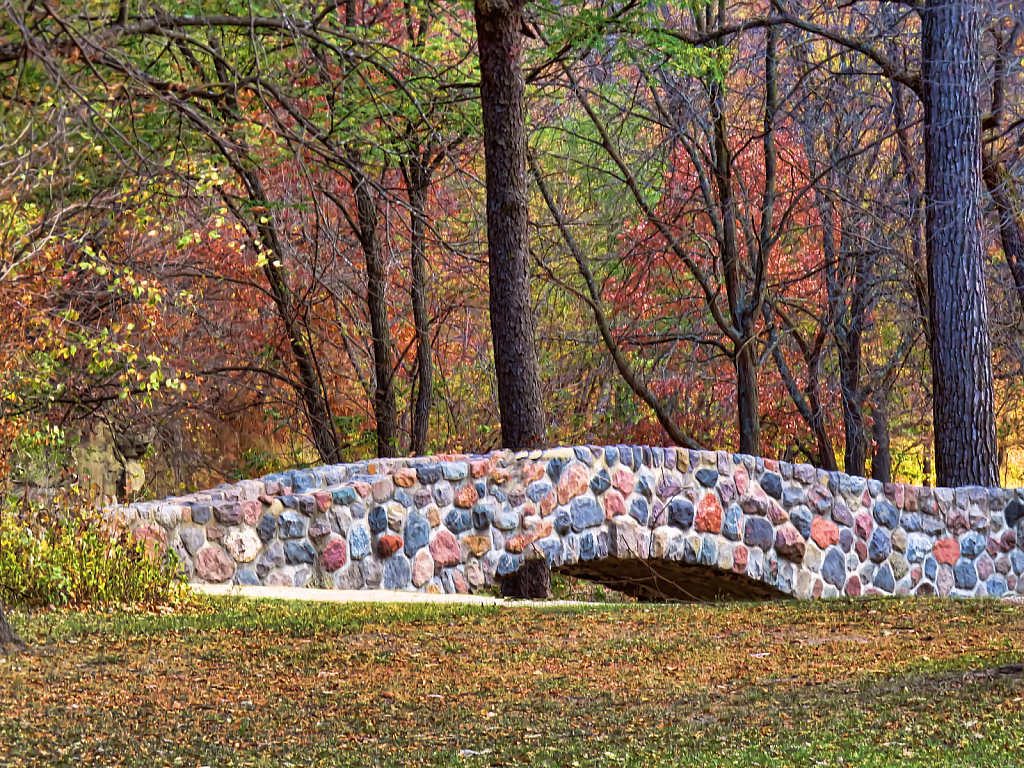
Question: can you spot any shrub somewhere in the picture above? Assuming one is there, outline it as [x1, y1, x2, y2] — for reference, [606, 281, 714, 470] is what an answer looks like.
[0, 493, 186, 609]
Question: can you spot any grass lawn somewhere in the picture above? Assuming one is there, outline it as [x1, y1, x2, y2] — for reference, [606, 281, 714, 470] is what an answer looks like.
[0, 596, 1022, 767]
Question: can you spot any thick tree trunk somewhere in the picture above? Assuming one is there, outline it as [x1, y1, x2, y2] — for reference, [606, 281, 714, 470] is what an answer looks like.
[922, 0, 999, 487]
[871, 396, 892, 483]
[475, 0, 546, 452]
[408, 161, 434, 455]
[735, 346, 761, 456]
[352, 170, 399, 458]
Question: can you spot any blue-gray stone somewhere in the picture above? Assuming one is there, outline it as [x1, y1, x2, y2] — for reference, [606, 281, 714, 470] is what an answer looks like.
[722, 504, 743, 540]
[900, 512, 922, 532]
[490, 488, 508, 504]
[873, 501, 900, 530]
[284, 539, 316, 565]
[604, 446, 619, 467]
[668, 499, 695, 530]
[368, 505, 388, 534]
[839, 527, 854, 553]
[986, 575, 1008, 596]
[617, 445, 635, 470]
[924, 556, 938, 581]
[179, 527, 205, 555]
[349, 524, 371, 560]
[496, 553, 523, 577]
[1010, 550, 1024, 575]
[190, 504, 212, 525]
[234, 568, 261, 587]
[279, 510, 306, 539]
[445, 508, 472, 534]
[633, 447, 644, 469]
[547, 457, 569, 482]
[636, 474, 654, 498]
[573, 447, 593, 466]
[474, 481, 487, 499]
[256, 541, 285, 578]
[761, 473, 783, 499]
[833, 502, 854, 527]
[789, 506, 813, 539]
[256, 514, 276, 543]
[869, 529, 892, 563]
[652, 447, 665, 466]
[526, 481, 552, 503]
[296, 496, 316, 516]
[921, 515, 944, 536]
[490, 505, 520, 531]
[331, 487, 357, 506]
[822, 547, 847, 588]
[906, 534, 932, 563]
[554, 508, 572, 536]
[404, 512, 430, 556]
[416, 464, 442, 484]
[961, 531, 986, 559]
[872, 563, 895, 593]
[782, 487, 807, 509]
[383, 553, 411, 589]
[954, 559, 978, 589]
[350, 502, 366, 520]
[538, 538, 561, 566]
[699, 536, 718, 566]
[1005, 500, 1024, 527]
[572, 497, 604, 531]
[472, 501, 493, 530]
[744, 517, 774, 550]
[290, 470, 322, 493]
[441, 462, 469, 481]
[394, 490, 413, 508]
[629, 497, 649, 527]
[590, 470, 611, 495]
[695, 468, 719, 488]
[641, 447, 652, 466]
[278, 494, 299, 510]
[580, 533, 597, 561]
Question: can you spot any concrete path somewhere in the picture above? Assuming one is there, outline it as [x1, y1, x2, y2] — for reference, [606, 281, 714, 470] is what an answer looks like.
[191, 583, 583, 606]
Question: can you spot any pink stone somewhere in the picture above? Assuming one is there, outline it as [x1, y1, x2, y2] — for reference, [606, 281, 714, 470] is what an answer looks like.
[768, 502, 788, 525]
[603, 490, 627, 518]
[429, 529, 461, 567]
[812, 579, 824, 598]
[774, 525, 806, 563]
[946, 508, 969, 536]
[734, 466, 749, 495]
[910, 565, 922, 585]
[718, 479, 737, 505]
[557, 464, 590, 505]
[133, 523, 166, 558]
[412, 549, 434, 587]
[505, 533, 530, 554]
[454, 483, 479, 509]
[241, 499, 262, 525]
[695, 494, 722, 533]
[377, 535, 403, 558]
[845, 575, 862, 597]
[470, 460, 489, 478]
[811, 518, 840, 549]
[372, 477, 394, 502]
[352, 481, 371, 500]
[904, 486, 919, 512]
[321, 537, 348, 572]
[1000, 529, 1017, 552]
[1009, 574, 1018, 591]
[195, 546, 234, 582]
[987, 537, 1000, 558]
[977, 555, 995, 581]
[451, 569, 469, 594]
[394, 468, 417, 488]
[855, 540, 868, 562]
[528, 520, 553, 541]
[933, 537, 960, 565]
[733, 545, 748, 573]
[540, 491, 557, 516]
[937, 565, 954, 596]
[523, 463, 546, 483]
[854, 512, 873, 540]
[224, 529, 260, 563]
[612, 469, 635, 496]
[764, 459, 779, 471]
[206, 523, 225, 542]
[266, 570, 293, 587]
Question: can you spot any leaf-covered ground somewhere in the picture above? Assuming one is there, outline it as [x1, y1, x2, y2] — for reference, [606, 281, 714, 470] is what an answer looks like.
[1, 597, 1023, 767]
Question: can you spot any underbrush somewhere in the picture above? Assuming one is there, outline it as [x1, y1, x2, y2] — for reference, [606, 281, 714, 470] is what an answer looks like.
[0, 490, 186, 609]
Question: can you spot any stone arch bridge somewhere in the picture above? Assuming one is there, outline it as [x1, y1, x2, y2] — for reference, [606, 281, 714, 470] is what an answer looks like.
[111, 446, 1024, 600]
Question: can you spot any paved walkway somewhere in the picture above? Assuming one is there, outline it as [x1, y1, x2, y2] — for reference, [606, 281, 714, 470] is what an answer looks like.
[191, 584, 582, 606]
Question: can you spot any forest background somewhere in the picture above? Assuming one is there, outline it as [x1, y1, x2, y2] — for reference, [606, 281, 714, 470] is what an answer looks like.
[1, 0, 1023, 503]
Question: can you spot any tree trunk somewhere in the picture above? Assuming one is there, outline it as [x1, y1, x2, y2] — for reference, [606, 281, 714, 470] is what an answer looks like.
[352, 169, 399, 458]
[0, 602, 23, 650]
[408, 159, 434, 455]
[870, 395, 892, 483]
[982, 153, 1024, 318]
[922, 0, 999, 487]
[474, 0, 546, 452]
[735, 346, 761, 456]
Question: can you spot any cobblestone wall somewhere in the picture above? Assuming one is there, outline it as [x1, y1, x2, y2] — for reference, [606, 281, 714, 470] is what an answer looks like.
[109, 446, 1024, 599]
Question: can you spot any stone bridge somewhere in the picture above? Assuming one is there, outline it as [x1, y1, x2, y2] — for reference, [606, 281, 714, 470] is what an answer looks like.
[111, 446, 1024, 600]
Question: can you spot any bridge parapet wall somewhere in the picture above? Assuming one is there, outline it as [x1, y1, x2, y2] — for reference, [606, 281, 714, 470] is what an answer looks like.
[107, 446, 1024, 599]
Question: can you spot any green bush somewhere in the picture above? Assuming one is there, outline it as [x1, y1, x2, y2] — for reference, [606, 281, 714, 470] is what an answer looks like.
[0, 496, 186, 609]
